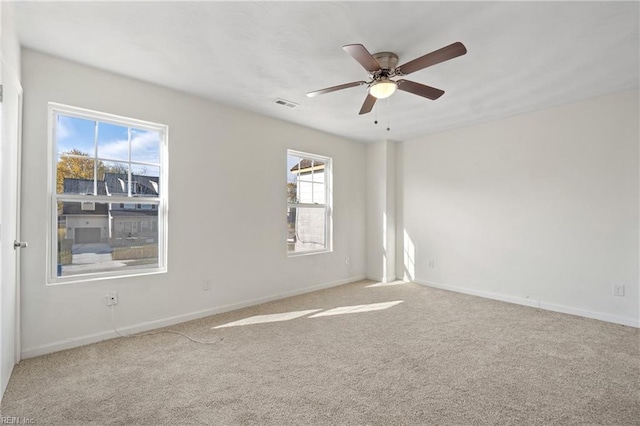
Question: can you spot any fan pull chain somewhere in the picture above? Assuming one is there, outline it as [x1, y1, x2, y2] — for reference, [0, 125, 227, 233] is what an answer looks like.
[386, 97, 391, 131]
[374, 103, 378, 125]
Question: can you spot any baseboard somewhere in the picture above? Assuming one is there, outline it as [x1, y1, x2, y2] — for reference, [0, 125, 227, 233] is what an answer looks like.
[415, 279, 640, 328]
[536, 301, 640, 328]
[21, 275, 366, 359]
[365, 275, 399, 283]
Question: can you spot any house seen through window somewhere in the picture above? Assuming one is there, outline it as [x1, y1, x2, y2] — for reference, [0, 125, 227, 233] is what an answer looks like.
[287, 150, 332, 255]
[50, 103, 168, 282]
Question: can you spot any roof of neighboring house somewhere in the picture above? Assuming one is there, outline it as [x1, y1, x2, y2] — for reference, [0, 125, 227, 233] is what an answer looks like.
[63, 173, 159, 197]
[110, 210, 158, 218]
[290, 159, 325, 174]
[103, 173, 159, 196]
[62, 173, 160, 215]
[63, 178, 108, 196]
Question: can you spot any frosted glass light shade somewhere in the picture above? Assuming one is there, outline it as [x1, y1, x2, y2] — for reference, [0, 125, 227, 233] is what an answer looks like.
[369, 80, 397, 99]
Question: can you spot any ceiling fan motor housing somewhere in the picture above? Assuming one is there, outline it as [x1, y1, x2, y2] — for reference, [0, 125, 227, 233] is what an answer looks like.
[368, 52, 400, 98]
[372, 52, 399, 79]
[372, 52, 399, 70]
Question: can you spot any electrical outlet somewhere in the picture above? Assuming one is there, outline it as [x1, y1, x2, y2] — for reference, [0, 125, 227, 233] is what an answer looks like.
[345, 257, 350, 266]
[107, 292, 118, 306]
[202, 279, 211, 291]
[428, 260, 435, 269]
[612, 284, 625, 297]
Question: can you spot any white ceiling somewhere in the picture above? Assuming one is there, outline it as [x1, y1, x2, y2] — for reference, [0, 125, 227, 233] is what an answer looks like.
[11, 1, 640, 143]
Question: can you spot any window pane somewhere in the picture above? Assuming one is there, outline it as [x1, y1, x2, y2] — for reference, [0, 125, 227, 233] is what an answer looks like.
[287, 155, 301, 201]
[57, 155, 95, 194]
[97, 122, 129, 161]
[287, 207, 296, 251]
[99, 161, 129, 196]
[56, 201, 159, 277]
[298, 178, 313, 203]
[287, 155, 300, 203]
[131, 164, 160, 197]
[313, 183, 325, 204]
[298, 163, 314, 182]
[287, 207, 326, 253]
[288, 155, 302, 174]
[288, 154, 328, 205]
[131, 128, 161, 164]
[56, 115, 95, 156]
[287, 179, 297, 203]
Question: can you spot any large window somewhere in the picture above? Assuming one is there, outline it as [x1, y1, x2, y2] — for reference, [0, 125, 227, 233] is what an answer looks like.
[287, 150, 332, 255]
[49, 103, 168, 283]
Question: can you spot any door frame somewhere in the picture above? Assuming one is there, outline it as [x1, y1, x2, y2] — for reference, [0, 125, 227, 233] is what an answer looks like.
[2, 62, 24, 365]
[14, 85, 24, 364]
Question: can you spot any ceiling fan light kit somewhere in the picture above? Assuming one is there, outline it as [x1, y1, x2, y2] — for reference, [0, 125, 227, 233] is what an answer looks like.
[369, 79, 397, 99]
[307, 41, 467, 115]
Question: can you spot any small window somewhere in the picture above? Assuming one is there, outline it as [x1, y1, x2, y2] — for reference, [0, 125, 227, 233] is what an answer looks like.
[287, 150, 332, 255]
[49, 103, 168, 283]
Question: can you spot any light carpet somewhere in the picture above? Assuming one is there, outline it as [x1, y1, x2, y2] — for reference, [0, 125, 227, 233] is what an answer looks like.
[1, 280, 639, 425]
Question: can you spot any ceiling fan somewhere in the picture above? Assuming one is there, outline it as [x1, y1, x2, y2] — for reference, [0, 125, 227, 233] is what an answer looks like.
[306, 42, 467, 115]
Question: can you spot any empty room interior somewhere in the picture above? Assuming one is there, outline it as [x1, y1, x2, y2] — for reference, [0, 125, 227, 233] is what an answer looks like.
[1, 1, 639, 425]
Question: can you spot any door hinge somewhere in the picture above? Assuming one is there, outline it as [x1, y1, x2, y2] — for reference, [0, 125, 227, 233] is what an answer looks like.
[0, 84, 3, 103]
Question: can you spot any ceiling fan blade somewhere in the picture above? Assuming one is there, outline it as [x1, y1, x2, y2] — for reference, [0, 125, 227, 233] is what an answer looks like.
[306, 81, 366, 97]
[359, 94, 377, 115]
[397, 42, 467, 75]
[397, 80, 445, 100]
[343, 44, 382, 73]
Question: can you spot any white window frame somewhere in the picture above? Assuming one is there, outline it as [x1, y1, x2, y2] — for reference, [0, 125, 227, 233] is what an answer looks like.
[47, 103, 169, 284]
[287, 149, 333, 257]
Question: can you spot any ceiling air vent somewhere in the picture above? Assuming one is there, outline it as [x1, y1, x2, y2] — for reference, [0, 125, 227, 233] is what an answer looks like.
[274, 98, 298, 108]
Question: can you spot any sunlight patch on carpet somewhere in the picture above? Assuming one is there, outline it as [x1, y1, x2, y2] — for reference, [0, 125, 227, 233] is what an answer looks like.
[212, 309, 322, 329]
[308, 301, 404, 318]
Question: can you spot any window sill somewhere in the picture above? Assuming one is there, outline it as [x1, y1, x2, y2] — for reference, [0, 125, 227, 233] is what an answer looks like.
[287, 249, 332, 258]
[47, 267, 167, 285]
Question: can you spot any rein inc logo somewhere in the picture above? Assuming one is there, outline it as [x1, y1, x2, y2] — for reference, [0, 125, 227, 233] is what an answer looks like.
[0, 418, 35, 424]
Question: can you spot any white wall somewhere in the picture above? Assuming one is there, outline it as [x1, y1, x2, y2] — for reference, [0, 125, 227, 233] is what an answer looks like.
[20, 49, 366, 357]
[14, 50, 638, 364]
[398, 90, 639, 326]
[0, 1, 22, 398]
[366, 140, 396, 282]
